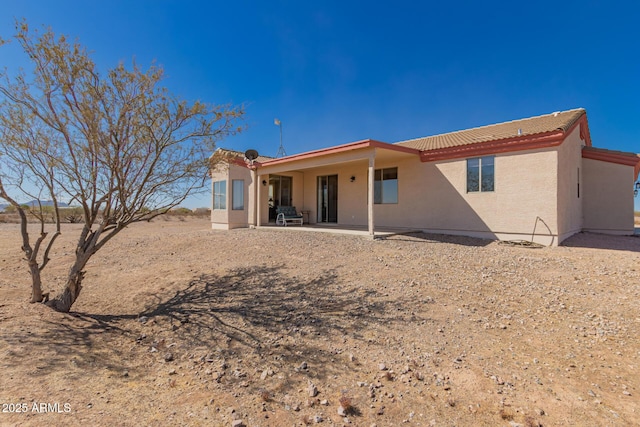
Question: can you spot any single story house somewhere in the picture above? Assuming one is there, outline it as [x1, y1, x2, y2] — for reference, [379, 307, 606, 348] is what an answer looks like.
[210, 108, 640, 245]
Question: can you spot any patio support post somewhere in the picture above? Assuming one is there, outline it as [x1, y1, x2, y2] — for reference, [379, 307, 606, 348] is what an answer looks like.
[251, 168, 258, 226]
[368, 152, 375, 238]
[257, 173, 262, 227]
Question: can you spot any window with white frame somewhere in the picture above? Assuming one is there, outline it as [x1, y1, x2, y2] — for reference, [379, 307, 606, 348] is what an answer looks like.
[467, 156, 494, 192]
[232, 179, 244, 210]
[374, 167, 398, 204]
[213, 180, 226, 209]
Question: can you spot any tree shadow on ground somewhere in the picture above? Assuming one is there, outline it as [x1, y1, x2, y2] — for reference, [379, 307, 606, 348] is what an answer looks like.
[4, 264, 426, 388]
[0, 310, 134, 378]
[136, 265, 422, 360]
[129, 264, 426, 387]
[147, 264, 428, 391]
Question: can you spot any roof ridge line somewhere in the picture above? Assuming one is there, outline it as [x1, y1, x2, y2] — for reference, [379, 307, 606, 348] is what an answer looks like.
[394, 108, 586, 145]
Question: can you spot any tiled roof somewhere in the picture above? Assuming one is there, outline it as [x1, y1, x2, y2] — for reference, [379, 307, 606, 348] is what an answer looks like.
[395, 108, 586, 151]
[582, 146, 640, 160]
[582, 146, 640, 179]
[214, 148, 274, 163]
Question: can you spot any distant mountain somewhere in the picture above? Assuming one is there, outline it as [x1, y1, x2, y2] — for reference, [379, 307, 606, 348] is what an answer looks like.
[23, 200, 70, 208]
[0, 201, 69, 211]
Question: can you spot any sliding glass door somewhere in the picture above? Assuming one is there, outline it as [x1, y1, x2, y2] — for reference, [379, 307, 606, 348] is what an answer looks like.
[317, 175, 338, 223]
[269, 175, 292, 221]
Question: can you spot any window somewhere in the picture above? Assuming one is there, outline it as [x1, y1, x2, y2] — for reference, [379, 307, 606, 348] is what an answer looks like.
[467, 156, 494, 192]
[374, 167, 398, 204]
[213, 180, 226, 209]
[232, 180, 244, 210]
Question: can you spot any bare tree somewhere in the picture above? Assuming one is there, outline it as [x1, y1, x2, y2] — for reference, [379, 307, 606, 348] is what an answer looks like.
[0, 22, 243, 312]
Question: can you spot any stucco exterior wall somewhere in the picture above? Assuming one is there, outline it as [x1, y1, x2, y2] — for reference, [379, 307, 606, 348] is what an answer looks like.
[210, 137, 636, 244]
[582, 158, 635, 234]
[298, 160, 369, 225]
[483, 151, 558, 243]
[290, 171, 305, 214]
[211, 164, 254, 230]
[258, 174, 269, 225]
[369, 149, 560, 245]
[556, 127, 584, 242]
[244, 147, 563, 244]
[210, 167, 229, 229]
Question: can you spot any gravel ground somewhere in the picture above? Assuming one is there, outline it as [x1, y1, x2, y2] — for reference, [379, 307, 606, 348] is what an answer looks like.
[0, 217, 639, 426]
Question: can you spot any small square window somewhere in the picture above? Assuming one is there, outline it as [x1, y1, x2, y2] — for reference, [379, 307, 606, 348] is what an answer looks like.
[374, 167, 398, 204]
[467, 157, 494, 193]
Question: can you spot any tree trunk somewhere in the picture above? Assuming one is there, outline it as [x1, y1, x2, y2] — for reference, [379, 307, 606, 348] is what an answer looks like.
[29, 261, 44, 303]
[47, 262, 87, 313]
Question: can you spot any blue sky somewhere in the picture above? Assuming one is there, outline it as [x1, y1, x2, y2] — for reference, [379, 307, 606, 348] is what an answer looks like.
[1, 0, 639, 209]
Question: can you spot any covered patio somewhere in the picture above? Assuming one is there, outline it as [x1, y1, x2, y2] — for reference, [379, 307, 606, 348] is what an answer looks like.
[250, 139, 421, 238]
[260, 223, 421, 238]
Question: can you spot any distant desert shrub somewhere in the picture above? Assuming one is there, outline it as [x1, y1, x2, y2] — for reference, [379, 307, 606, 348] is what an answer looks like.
[0, 212, 33, 223]
[192, 207, 211, 217]
[61, 207, 84, 223]
[167, 207, 193, 216]
[2, 214, 14, 223]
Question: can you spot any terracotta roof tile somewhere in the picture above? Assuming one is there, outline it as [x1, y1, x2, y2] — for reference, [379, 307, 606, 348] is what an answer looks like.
[395, 108, 586, 151]
[582, 146, 639, 159]
[214, 148, 274, 163]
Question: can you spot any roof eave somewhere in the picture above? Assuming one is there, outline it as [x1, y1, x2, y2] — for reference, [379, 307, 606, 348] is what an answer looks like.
[419, 111, 591, 162]
[419, 130, 566, 162]
[258, 139, 420, 167]
[582, 148, 640, 180]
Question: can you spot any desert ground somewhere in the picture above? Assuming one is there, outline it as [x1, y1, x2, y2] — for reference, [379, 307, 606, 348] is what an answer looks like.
[0, 217, 639, 427]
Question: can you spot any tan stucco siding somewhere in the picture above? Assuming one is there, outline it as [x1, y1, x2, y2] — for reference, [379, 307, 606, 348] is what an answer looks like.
[556, 127, 584, 242]
[258, 174, 269, 225]
[582, 158, 635, 234]
[227, 165, 253, 229]
[253, 149, 562, 244]
[211, 164, 254, 229]
[290, 171, 305, 213]
[371, 156, 479, 230]
[210, 168, 228, 228]
[367, 150, 559, 244]
[212, 137, 638, 245]
[491, 149, 559, 245]
[261, 149, 374, 176]
[298, 161, 369, 225]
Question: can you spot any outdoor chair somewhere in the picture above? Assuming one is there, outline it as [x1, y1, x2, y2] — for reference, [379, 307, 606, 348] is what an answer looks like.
[276, 206, 303, 226]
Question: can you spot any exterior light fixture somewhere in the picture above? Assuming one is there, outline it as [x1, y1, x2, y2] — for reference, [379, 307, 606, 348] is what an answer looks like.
[262, 180, 267, 186]
[350, 176, 356, 182]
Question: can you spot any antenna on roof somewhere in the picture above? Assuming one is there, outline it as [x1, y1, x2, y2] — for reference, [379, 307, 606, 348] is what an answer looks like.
[244, 149, 259, 165]
[274, 118, 287, 158]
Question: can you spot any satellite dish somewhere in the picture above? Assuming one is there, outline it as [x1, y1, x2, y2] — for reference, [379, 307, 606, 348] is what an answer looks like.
[245, 149, 259, 161]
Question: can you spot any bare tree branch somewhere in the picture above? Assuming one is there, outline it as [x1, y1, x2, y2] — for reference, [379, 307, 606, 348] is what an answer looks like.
[0, 21, 243, 311]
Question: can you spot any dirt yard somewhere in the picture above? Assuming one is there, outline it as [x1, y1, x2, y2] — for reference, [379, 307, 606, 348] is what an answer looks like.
[0, 218, 639, 426]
